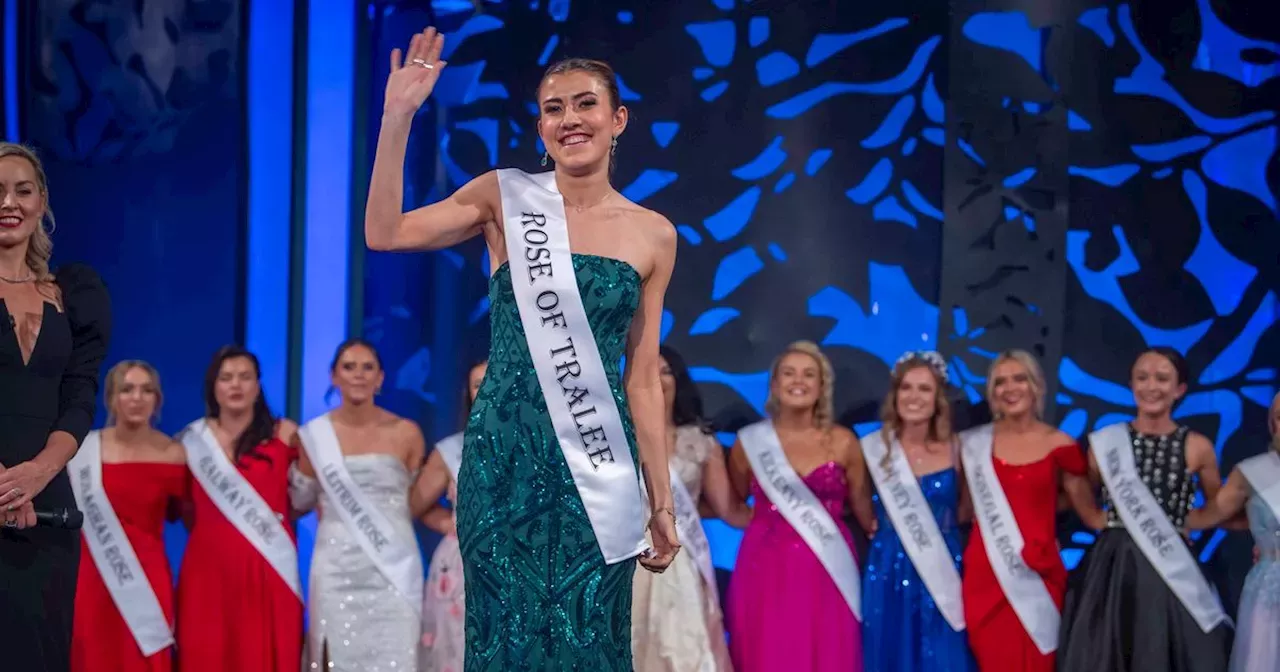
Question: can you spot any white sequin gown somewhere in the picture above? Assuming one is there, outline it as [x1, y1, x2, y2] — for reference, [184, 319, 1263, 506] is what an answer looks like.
[290, 454, 423, 671]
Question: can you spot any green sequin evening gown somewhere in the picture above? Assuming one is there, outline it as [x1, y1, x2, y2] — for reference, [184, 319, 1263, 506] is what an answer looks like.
[456, 254, 641, 671]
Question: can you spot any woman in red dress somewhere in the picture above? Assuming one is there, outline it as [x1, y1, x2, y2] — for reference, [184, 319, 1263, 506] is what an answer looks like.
[175, 346, 302, 671]
[960, 350, 1101, 671]
[71, 360, 186, 671]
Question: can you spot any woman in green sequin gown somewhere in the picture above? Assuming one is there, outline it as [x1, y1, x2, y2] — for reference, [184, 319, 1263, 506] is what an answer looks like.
[456, 255, 642, 669]
[365, 28, 682, 672]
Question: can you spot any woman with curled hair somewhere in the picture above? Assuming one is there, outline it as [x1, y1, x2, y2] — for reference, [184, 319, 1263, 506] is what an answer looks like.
[859, 351, 975, 672]
[957, 350, 1097, 672]
[71, 360, 186, 671]
[726, 341, 871, 671]
[175, 346, 302, 672]
[0, 142, 112, 671]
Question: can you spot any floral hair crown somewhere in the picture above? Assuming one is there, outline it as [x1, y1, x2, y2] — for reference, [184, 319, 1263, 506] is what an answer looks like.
[893, 350, 950, 384]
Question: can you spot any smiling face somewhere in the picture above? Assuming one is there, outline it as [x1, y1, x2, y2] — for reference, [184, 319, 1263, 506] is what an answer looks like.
[773, 351, 822, 413]
[989, 359, 1038, 419]
[214, 356, 261, 414]
[537, 69, 627, 173]
[0, 154, 46, 254]
[332, 343, 385, 404]
[896, 365, 939, 426]
[1130, 351, 1186, 418]
[112, 365, 160, 427]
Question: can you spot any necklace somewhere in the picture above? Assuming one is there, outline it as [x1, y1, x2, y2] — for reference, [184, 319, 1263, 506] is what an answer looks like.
[565, 190, 614, 213]
[0, 273, 35, 284]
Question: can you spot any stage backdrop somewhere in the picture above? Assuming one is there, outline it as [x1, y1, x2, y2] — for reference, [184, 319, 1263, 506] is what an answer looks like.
[364, 0, 1277, 602]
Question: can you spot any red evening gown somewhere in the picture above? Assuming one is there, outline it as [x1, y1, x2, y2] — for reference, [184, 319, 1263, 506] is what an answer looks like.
[962, 444, 1086, 671]
[71, 462, 186, 671]
[176, 437, 302, 672]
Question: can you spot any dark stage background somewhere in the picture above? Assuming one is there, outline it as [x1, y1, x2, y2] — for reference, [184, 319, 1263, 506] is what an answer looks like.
[6, 0, 1277, 617]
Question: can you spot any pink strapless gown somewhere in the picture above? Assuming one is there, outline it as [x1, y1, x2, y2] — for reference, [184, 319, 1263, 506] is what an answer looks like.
[727, 461, 863, 671]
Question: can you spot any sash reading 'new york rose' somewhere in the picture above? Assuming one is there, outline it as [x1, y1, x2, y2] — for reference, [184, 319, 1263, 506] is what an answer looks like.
[299, 414, 423, 615]
[739, 420, 861, 620]
[1091, 423, 1226, 633]
[68, 431, 175, 656]
[182, 419, 301, 599]
[959, 424, 1058, 654]
[496, 168, 647, 564]
[860, 431, 965, 631]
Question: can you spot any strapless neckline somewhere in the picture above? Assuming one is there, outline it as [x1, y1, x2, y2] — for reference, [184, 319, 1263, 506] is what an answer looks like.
[491, 252, 641, 285]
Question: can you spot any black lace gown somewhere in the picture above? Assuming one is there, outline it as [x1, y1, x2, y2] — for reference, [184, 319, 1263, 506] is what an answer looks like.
[0, 265, 111, 671]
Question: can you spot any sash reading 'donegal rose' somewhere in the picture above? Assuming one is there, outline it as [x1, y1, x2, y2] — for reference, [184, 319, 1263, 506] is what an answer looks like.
[436, 431, 464, 482]
[860, 431, 965, 631]
[959, 424, 1058, 654]
[298, 414, 424, 615]
[1091, 423, 1227, 633]
[1239, 450, 1280, 525]
[182, 419, 301, 599]
[739, 420, 862, 620]
[496, 168, 647, 564]
[68, 431, 175, 656]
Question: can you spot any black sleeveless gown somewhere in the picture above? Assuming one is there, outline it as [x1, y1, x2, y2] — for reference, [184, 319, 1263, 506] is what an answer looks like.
[0, 265, 111, 671]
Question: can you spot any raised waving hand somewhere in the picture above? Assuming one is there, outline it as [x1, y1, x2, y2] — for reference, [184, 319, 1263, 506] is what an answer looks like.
[385, 27, 447, 118]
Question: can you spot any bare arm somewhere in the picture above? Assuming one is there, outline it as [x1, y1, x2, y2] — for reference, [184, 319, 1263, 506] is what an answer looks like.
[727, 438, 752, 504]
[422, 506, 456, 536]
[1186, 466, 1250, 530]
[1187, 432, 1224, 504]
[625, 219, 678, 516]
[700, 435, 753, 528]
[411, 450, 452, 519]
[841, 431, 876, 536]
[401, 420, 427, 473]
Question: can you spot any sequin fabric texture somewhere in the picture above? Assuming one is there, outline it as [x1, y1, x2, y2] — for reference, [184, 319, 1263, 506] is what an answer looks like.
[863, 468, 975, 672]
[1231, 469, 1280, 671]
[456, 255, 641, 671]
[1101, 426, 1195, 527]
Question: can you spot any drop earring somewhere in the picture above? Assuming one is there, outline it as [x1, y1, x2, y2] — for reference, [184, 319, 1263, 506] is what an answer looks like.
[610, 136, 618, 155]
[541, 151, 549, 167]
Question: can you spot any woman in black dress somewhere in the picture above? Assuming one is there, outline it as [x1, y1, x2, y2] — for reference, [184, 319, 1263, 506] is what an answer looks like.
[0, 142, 112, 670]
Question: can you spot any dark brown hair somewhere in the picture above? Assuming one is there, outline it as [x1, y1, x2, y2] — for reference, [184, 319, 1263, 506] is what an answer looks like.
[202, 345, 276, 463]
[538, 58, 623, 174]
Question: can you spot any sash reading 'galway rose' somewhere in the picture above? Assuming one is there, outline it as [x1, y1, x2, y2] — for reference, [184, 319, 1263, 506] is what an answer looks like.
[496, 168, 647, 564]
[436, 431, 464, 482]
[860, 431, 965, 631]
[68, 431, 175, 656]
[739, 420, 861, 620]
[960, 424, 1058, 654]
[299, 414, 423, 615]
[182, 419, 301, 599]
[1091, 423, 1226, 633]
[1239, 450, 1280, 525]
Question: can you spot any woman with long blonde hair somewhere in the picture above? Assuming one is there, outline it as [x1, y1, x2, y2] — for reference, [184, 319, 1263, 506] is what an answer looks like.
[0, 142, 112, 670]
[1186, 390, 1280, 671]
[726, 341, 871, 671]
[71, 361, 186, 671]
[860, 351, 974, 671]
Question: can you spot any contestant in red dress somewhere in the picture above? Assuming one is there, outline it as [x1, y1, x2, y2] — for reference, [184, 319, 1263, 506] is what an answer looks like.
[175, 346, 302, 672]
[72, 361, 186, 672]
[960, 351, 1100, 672]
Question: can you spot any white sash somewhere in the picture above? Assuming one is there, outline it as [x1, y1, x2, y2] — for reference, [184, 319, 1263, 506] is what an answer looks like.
[182, 419, 302, 599]
[738, 420, 861, 620]
[298, 415, 423, 614]
[436, 431, 464, 482]
[496, 168, 647, 564]
[1092, 423, 1227, 633]
[68, 431, 175, 656]
[860, 431, 965, 631]
[959, 424, 1058, 654]
[1239, 451, 1280, 522]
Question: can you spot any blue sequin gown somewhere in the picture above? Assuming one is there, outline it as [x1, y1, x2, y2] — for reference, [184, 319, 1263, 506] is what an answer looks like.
[456, 254, 641, 671]
[1231, 483, 1280, 672]
[862, 468, 975, 672]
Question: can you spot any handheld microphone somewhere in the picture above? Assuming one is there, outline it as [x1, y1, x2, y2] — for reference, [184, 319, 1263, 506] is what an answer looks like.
[34, 507, 84, 530]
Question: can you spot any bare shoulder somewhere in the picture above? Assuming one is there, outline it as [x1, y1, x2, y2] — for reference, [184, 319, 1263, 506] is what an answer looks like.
[157, 436, 188, 465]
[830, 425, 859, 455]
[1039, 422, 1075, 449]
[1185, 430, 1216, 462]
[276, 418, 299, 444]
[393, 415, 426, 445]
